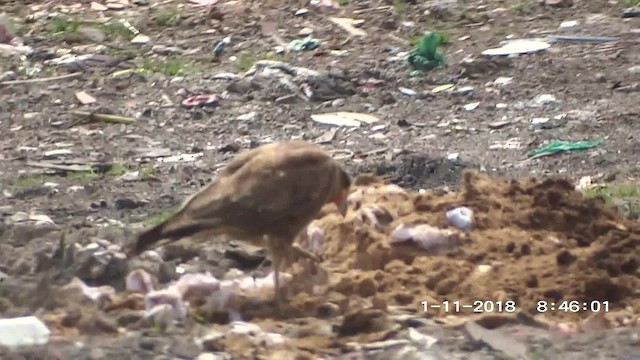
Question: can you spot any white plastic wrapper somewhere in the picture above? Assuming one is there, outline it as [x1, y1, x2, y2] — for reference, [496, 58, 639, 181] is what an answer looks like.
[390, 223, 458, 254]
[446, 207, 474, 231]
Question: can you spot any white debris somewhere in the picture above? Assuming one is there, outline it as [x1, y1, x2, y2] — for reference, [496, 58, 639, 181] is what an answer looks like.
[463, 101, 480, 111]
[446, 207, 474, 231]
[156, 153, 203, 163]
[407, 327, 438, 349]
[493, 77, 513, 86]
[61, 277, 116, 304]
[145, 288, 188, 319]
[482, 39, 550, 56]
[390, 223, 459, 254]
[230, 321, 287, 346]
[0, 316, 51, 347]
[126, 269, 157, 293]
[305, 224, 326, 258]
[145, 304, 179, 327]
[559, 20, 579, 29]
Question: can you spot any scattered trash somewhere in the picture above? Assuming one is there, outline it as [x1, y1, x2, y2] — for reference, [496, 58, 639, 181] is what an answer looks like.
[311, 112, 379, 127]
[559, 20, 579, 29]
[60, 277, 116, 304]
[546, 35, 621, 43]
[463, 102, 480, 111]
[622, 7, 640, 18]
[398, 87, 417, 96]
[432, 84, 454, 93]
[447, 207, 474, 231]
[493, 77, 513, 86]
[390, 223, 459, 254]
[189, 0, 220, 5]
[75, 91, 97, 105]
[156, 153, 204, 163]
[527, 140, 605, 159]
[213, 37, 231, 57]
[482, 39, 550, 56]
[0, 316, 51, 348]
[454, 86, 474, 96]
[614, 83, 640, 93]
[490, 138, 522, 150]
[181, 94, 220, 109]
[287, 36, 321, 51]
[131, 34, 151, 45]
[328, 17, 367, 37]
[407, 32, 446, 72]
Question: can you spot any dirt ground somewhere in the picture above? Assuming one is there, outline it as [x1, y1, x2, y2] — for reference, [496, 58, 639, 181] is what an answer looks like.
[1, 0, 639, 359]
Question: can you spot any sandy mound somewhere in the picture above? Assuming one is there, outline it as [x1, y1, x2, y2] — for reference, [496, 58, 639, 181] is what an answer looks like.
[271, 171, 640, 323]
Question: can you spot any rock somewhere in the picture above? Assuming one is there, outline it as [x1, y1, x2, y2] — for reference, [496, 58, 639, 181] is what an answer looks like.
[115, 198, 146, 210]
[77, 27, 106, 43]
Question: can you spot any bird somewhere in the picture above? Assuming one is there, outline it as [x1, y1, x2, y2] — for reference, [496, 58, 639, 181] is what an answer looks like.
[128, 140, 352, 308]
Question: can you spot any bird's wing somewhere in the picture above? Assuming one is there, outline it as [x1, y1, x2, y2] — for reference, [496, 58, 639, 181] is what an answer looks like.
[182, 146, 340, 233]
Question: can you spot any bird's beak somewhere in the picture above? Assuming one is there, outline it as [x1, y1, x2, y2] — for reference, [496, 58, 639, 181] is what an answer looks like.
[334, 189, 349, 217]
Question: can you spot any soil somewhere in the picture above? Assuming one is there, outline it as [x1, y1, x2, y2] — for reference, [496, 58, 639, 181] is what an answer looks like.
[0, 0, 639, 359]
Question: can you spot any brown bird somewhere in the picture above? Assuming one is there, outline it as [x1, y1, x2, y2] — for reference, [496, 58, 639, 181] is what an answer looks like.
[129, 140, 352, 306]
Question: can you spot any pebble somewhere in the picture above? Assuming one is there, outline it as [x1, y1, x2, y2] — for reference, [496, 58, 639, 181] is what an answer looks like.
[295, 8, 309, 16]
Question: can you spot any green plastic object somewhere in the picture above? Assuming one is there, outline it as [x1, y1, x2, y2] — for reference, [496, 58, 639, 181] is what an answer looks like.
[527, 140, 605, 157]
[407, 32, 446, 72]
[287, 36, 321, 51]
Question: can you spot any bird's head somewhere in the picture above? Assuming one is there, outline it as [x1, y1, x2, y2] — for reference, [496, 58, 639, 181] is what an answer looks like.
[330, 167, 352, 217]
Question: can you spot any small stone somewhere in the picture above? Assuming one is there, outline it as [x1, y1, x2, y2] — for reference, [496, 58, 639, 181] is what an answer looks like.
[294, 8, 309, 16]
[594, 72, 607, 82]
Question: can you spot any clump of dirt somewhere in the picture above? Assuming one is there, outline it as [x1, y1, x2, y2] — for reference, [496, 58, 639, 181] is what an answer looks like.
[284, 170, 640, 323]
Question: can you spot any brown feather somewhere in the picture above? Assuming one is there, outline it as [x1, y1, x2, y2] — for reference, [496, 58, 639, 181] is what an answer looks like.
[130, 141, 351, 256]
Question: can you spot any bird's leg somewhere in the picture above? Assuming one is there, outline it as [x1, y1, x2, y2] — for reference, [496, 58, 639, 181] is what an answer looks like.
[265, 235, 285, 312]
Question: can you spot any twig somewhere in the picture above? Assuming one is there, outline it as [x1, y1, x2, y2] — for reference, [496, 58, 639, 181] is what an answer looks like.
[0, 72, 82, 86]
[70, 111, 136, 124]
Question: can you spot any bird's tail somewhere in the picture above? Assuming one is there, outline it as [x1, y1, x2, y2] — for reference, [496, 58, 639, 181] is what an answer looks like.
[130, 216, 220, 256]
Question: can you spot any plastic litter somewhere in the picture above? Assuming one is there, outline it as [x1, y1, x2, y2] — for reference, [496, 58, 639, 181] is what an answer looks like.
[482, 39, 550, 56]
[527, 140, 604, 159]
[0, 316, 51, 347]
[287, 36, 321, 51]
[446, 207, 474, 231]
[407, 32, 446, 72]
